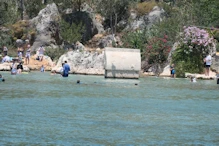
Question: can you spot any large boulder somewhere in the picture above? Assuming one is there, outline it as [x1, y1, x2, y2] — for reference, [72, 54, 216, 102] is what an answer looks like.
[30, 3, 62, 51]
[126, 6, 165, 30]
[212, 54, 219, 73]
[0, 63, 30, 72]
[52, 50, 104, 75]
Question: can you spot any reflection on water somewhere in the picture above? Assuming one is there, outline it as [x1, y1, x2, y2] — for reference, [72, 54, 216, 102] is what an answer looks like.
[0, 71, 219, 145]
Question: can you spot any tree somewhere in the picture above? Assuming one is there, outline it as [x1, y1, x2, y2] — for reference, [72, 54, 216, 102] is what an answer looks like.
[97, 0, 134, 34]
[60, 19, 85, 45]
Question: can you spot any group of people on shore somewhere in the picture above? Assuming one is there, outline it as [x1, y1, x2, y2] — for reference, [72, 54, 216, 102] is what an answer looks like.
[170, 53, 219, 84]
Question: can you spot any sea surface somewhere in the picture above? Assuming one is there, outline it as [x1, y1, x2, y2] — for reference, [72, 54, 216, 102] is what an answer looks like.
[0, 71, 219, 145]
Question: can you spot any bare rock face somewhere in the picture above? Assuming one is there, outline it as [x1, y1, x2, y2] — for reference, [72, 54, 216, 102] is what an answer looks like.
[52, 50, 104, 75]
[0, 63, 30, 72]
[30, 3, 61, 51]
[126, 6, 165, 30]
[212, 54, 219, 72]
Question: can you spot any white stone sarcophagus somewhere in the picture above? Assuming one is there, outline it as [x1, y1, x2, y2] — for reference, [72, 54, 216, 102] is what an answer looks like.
[104, 47, 141, 79]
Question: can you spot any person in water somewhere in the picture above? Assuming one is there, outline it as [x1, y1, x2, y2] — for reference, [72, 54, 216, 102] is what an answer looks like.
[190, 76, 197, 83]
[40, 65, 45, 72]
[0, 74, 5, 82]
[17, 62, 23, 74]
[62, 61, 70, 77]
[60, 63, 64, 75]
[216, 72, 219, 84]
[11, 60, 17, 75]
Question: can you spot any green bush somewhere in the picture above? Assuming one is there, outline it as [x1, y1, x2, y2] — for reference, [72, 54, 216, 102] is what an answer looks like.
[60, 19, 85, 44]
[122, 30, 147, 53]
[44, 47, 66, 61]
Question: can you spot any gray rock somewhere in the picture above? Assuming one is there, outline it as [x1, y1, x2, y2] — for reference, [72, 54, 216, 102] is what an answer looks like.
[30, 3, 62, 51]
[16, 39, 24, 47]
[212, 55, 219, 72]
[52, 50, 104, 75]
[98, 35, 114, 48]
[126, 6, 165, 30]
[0, 63, 30, 72]
[81, 3, 105, 34]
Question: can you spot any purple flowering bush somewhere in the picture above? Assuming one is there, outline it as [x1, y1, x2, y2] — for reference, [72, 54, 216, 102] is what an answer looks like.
[172, 26, 215, 77]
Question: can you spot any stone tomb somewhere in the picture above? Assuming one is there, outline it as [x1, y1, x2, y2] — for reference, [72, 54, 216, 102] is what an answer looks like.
[104, 47, 141, 79]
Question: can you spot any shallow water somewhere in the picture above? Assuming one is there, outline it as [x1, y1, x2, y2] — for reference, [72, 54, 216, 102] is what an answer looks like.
[0, 71, 219, 145]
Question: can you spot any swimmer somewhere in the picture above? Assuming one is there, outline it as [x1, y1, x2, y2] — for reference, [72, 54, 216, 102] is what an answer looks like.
[11, 60, 17, 75]
[190, 76, 197, 83]
[216, 72, 219, 84]
[77, 80, 80, 84]
[50, 70, 56, 75]
[0, 74, 5, 82]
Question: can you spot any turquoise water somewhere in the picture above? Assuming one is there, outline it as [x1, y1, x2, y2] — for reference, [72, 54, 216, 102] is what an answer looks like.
[0, 71, 219, 145]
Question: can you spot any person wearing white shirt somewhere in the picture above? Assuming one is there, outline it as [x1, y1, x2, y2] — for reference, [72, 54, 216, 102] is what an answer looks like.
[204, 54, 212, 76]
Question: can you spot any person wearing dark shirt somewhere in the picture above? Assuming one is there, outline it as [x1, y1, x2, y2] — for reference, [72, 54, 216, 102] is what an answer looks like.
[17, 62, 23, 74]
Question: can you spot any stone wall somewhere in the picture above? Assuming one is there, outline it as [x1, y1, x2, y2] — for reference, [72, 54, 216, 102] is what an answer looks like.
[104, 47, 141, 79]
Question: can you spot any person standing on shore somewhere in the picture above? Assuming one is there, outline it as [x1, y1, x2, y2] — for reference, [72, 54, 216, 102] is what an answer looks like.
[204, 54, 212, 76]
[170, 64, 176, 78]
[62, 61, 70, 77]
[3, 46, 8, 56]
[25, 44, 31, 65]
[38, 45, 45, 62]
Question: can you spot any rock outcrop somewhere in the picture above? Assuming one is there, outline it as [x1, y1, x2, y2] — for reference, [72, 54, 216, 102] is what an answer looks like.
[52, 50, 104, 75]
[0, 63, 30, 72]
[63, 3, 105, 43]
[30, 3, 62, 50]
[212, 53, 219, 73]
[126, 6, 165, 30]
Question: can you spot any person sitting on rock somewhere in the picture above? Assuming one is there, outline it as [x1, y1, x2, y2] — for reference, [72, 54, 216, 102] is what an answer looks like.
[40, 65, 45, 72]
[1, 55, 11, 63]
[17, 62, 23, 74]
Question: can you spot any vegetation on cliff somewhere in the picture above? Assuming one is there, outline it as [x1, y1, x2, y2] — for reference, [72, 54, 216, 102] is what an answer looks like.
[0, 0, 218, 75]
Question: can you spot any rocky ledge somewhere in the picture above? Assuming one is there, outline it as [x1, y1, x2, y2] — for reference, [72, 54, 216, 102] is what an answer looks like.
[52, 50, 104, 75]
[0, 55, 54, 72]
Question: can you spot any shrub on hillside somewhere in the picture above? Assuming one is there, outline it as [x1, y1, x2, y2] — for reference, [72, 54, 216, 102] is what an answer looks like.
[60, 19, 85, 44]
[143, 35, 171, 74]
[122, 30, 147, 53]
[44, 47, 66, 61]
[172, 26, 215, 77]
[136, 0, 157, 16]
[11, 20, 36, 41]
